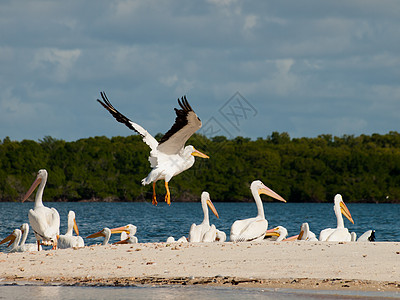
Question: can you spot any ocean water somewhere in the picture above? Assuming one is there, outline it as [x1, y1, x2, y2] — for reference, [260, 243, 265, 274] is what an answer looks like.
[0, 202, 398, 247]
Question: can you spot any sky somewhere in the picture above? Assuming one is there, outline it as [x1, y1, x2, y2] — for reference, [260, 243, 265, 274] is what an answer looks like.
[1, 0, 400, 142]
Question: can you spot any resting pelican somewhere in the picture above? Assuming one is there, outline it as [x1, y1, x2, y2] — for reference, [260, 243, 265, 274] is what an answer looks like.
[58, 211, 84, 249]
[0, 227, 40, 252]
[264, 226, 288, 242]
[86, 228, 112, 245]
[166, 236, 188, 243]
[297, 223, 318, 241]
[97, 92, 209, 205]
[354, 230, 375, 242]
[188, 192, 220, 242]
[112, 224, 138, 244]
[319, 194, 354, 242]
[22, 169, 60, 250]
[230, 180, 286, 242]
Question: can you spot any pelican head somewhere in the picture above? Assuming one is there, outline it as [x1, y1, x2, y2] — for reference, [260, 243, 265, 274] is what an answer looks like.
[334, 194, 354, 224]
[265, 226, 288, 240]
[201, 191, 219, 218]
[108, 224, 137, 235]
[0, 229, 20, 247]
[251, 180, 286, 203]
[186, 145, 209, 159]
[22, 169, 48, 202]
[68, 211, 80, 235]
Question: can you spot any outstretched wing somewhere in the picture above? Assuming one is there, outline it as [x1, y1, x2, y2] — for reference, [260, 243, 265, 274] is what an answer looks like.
[97, 92, 159, 151]
[157, 96, 202, 155]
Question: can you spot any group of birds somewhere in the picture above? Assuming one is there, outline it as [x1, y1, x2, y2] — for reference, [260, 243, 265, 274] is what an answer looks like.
[1, 93, 375, 252]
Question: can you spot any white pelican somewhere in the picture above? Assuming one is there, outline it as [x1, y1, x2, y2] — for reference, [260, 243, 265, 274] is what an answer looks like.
[86, 228, 112, 245]
[264, 226, 288, 242]
[97, 92, 209, 205]
[356, 230, 375, 242]
[112, 224, 138, 244]
[58, 211, 84, 249]
[230, 180, 286, 242]
[19, 223, 41, 251]
[215, 230, 227, 242]
[0, 227, 40, 252]
[297, 223, 318, 241]
[166, 236, 188, 243]
[319, 194, 354, 242]
[22, 169, 60, 250]
[188, 191, 220, 242]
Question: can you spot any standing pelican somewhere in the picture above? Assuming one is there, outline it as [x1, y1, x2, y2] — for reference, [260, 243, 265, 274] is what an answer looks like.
[58, 211, 84, 249]
[22, 169, 60, 250]
[97, 92, 209, 205]
[188, 192, 220, 242]
[230, 180, 286, 242]
[319, 194, 354, 242]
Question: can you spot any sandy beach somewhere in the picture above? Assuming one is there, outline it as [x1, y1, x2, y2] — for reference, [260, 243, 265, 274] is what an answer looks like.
[1, 241, 399, 292]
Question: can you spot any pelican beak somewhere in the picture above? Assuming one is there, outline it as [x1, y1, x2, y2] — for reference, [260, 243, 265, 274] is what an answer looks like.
[297, 230, 305, 240]
[86, 230, 105, 239]
[340, 201, 354, 224]
[206, 199, 219, 219]
[191, 148, 209, 159]
[0, 233, 16, 247]
[22, 176, 42, 202]
[258, 185, 286, 203]
[113, 238, 129, 245]
[73, 219, 80, 236]
[282, 235, 299, 241]
[109, 226, 129, 234]
[265, 227, 280, 237]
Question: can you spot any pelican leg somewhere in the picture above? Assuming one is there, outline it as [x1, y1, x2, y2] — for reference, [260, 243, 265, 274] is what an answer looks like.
[164, 181, 171, 205]
[37, 240, 41, 251]
[152, 182, 158, 206]
[52, 239, 57, 250]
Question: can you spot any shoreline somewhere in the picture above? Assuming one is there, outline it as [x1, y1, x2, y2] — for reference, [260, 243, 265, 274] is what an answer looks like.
[1, 242, 399, 292]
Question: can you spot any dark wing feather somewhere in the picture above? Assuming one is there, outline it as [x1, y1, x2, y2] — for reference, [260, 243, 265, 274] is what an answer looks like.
[157, 96, 202, 155]
[97, 92, 158, 150]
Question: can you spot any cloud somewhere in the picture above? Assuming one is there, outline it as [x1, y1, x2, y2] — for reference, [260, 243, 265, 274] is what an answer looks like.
[0, 1, 399, 141]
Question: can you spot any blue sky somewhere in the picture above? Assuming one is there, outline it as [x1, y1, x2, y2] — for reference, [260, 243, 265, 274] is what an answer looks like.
[1, 0, 399, 142]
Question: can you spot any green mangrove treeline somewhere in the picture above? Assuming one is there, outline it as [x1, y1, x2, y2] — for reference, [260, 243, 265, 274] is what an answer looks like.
[1, 131, 400, 203]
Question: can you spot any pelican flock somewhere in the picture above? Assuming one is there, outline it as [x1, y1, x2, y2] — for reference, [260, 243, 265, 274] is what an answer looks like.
[97, 92, 209, 205]
[1, 92, 381, 255]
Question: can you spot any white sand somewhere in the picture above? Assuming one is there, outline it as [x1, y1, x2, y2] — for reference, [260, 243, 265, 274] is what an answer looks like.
[1, 241, 399, 291]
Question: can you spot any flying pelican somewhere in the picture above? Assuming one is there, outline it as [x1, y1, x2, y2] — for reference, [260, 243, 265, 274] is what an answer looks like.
[58, 211, 84, 249]
[230, 180, 286, 242]
[0, 227, 40, 252]
[297, 223, 318, 241]
[188, 192, 220, 242]
[97, 92, 209, 205]
[112, 224, 138, 244]
[264, 226, 288, 242]
[22, 169, 60, 250]
[319, 194, 354, 242]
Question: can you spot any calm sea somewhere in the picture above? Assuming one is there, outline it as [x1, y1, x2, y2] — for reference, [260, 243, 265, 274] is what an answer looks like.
[0, 202, 398, 247]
